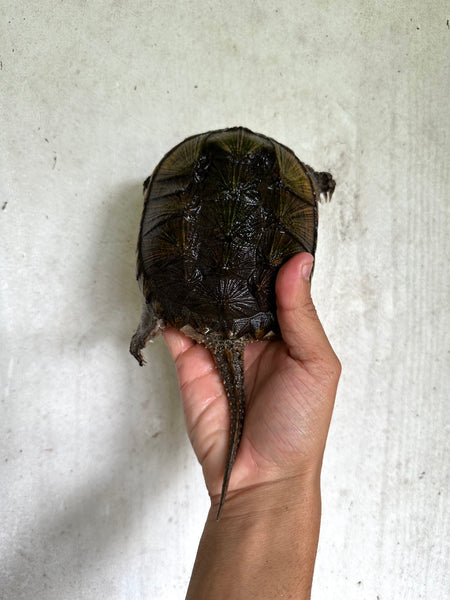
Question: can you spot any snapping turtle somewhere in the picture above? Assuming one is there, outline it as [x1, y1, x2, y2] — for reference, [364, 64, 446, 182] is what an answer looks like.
[130, 126, 335, 518]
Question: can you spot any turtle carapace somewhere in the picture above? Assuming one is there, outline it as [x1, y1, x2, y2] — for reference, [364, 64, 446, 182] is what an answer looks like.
[130, 126, 335, 518]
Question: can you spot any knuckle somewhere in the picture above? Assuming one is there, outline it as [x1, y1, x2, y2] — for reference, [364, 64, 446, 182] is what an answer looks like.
[331, 354, 342, 379]
[326, 354, 342, 385]
[312, 351, 341, 386]
[302, 297, 318, 320]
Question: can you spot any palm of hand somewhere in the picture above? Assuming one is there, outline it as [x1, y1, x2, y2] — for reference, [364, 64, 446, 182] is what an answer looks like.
[161, 254, 340, 502]
[163, 327, 333, 501]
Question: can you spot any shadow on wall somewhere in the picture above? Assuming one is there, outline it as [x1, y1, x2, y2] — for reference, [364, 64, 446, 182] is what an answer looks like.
[2, 181, 189, 600]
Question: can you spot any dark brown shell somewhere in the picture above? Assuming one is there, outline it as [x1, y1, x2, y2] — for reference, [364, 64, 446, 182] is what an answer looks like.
[130, 126, 335, 518]
[136, 127, 333, 338]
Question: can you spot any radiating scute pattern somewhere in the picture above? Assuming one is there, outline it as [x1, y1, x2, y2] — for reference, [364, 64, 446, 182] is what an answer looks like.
[137, 126, 317, 339]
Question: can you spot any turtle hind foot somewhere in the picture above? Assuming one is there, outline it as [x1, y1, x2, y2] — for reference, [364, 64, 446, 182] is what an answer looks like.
[129, 335, 147, 366]
[129, 302, 164, 366]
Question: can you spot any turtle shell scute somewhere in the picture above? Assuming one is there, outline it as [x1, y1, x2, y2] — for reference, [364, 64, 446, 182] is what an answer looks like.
[137, 126, 321, 341]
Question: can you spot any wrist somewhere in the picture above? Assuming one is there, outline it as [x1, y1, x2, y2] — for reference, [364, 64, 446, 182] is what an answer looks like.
[187, 473, 322, 599]
[209, 470, 322, 521]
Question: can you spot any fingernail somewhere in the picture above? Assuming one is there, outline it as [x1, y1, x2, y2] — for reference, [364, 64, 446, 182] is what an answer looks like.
[301, 260, 314, 280]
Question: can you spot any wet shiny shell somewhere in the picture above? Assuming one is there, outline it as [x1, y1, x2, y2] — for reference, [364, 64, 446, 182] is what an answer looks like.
[137, 126, 320, 340]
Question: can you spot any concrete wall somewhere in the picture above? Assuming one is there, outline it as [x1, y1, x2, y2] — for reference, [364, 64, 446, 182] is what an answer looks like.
[1, 2, 448, 598]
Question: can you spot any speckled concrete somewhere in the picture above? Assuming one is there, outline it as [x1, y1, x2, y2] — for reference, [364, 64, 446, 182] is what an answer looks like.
[1, 2, 449, 599]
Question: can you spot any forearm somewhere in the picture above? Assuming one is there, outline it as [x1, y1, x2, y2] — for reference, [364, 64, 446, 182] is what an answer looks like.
[186, 474, 322, 600]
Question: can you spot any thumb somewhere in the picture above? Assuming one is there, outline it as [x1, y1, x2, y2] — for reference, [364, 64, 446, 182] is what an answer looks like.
[276, 253, 336, 366]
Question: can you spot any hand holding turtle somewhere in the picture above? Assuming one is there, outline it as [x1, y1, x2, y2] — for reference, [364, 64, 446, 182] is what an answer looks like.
[164, 252, 340, 599]
[130, 127, 336, 518]
[129, 128, 339, 597]
[163, 251, 340, 514]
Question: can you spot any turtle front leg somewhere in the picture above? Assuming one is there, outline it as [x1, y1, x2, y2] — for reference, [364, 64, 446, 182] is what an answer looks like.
[129, 300, 165, 366]
[304, 165, 336, 203]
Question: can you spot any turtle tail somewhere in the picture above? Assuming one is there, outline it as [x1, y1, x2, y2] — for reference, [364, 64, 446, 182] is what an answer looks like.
[207, 338, 246, 520]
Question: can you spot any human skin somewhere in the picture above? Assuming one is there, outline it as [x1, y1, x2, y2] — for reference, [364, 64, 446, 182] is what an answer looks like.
[162, 252, 341, 599]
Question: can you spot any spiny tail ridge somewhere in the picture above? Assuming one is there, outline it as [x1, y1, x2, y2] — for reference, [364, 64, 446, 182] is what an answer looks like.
[208, 339, 246, 520]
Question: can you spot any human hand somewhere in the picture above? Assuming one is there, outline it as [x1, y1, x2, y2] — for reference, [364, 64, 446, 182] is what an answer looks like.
[163, 252, 341, 513]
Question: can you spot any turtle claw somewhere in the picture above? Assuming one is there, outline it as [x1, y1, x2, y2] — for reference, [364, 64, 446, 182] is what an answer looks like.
[130, 301, 164, 365]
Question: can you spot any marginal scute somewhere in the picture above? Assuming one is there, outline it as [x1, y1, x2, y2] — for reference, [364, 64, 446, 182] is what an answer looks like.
[208, 127, 269, 157]
[149, 133, 209, 198]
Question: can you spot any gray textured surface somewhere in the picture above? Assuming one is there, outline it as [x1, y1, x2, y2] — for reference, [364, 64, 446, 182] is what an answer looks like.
[1, 2, 449, 599]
